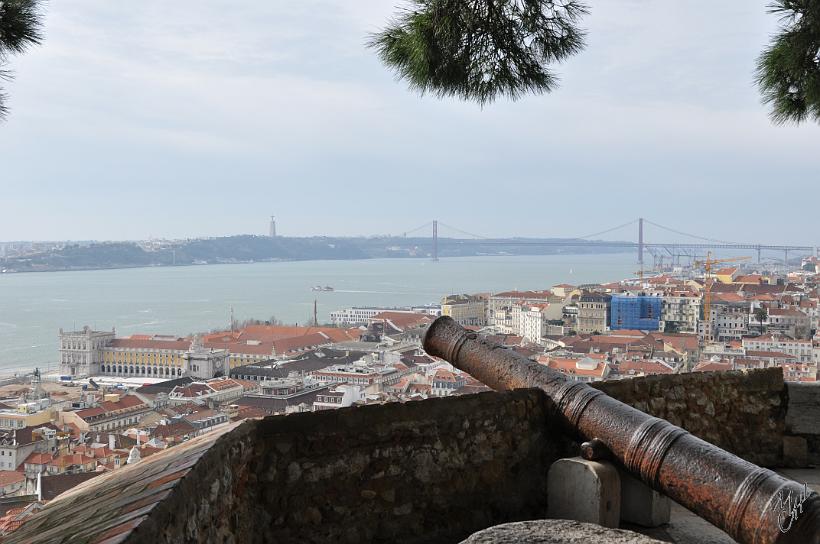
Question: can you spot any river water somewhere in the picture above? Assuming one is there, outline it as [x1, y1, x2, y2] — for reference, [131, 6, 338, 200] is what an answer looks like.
[0, 253, 637, 373]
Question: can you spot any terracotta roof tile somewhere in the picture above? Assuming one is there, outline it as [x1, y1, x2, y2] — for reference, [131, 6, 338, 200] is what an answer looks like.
[0, 471, 25, 487]
[109, 338, 191, 351]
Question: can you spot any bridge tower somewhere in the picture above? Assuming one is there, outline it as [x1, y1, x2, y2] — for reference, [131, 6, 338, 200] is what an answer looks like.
[432, 220, 438, 261]
[638, 217, 644, 266]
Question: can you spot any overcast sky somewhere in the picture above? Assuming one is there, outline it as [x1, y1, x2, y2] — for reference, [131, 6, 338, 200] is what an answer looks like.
[0, 1, 818, 244]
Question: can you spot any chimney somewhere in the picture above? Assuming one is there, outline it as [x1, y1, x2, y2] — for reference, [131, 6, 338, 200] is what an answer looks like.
[36, 471, 42, 502]
[109, 434, 115, 451]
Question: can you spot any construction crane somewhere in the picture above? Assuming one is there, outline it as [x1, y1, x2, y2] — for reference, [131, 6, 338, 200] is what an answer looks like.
[694, 252, 751, 320]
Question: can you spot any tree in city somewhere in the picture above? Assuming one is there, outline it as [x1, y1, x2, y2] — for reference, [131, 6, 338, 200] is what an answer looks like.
[369, 0, 588, 105]
[0, 0, 42, 119]
[235, 316, 285, 328]
[753, 305, 769, 334]
[755, 1, 820, 124]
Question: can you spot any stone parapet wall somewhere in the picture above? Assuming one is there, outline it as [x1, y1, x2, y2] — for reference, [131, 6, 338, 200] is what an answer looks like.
[593, 368, 786, 467]
[7, 389, 568, 544]
[235, 389, 565, 544]
[7, 369, 818, 544]
[785, 382, 820, 465]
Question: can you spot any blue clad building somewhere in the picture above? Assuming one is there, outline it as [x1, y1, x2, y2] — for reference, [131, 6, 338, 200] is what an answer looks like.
[609, 294, 662, 331]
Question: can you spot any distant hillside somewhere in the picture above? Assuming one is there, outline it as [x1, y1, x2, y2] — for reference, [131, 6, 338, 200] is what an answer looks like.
[0, 235, 627, 273]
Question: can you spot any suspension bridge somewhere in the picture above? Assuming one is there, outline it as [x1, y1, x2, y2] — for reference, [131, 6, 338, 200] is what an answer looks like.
[400, 218, 818, 266]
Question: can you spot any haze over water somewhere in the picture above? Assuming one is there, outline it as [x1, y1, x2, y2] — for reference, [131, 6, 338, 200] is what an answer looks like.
[0, 253, 637, 374]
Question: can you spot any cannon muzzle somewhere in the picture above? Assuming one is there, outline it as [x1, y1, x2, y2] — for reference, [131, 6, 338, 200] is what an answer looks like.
[424, 316, 820, 544]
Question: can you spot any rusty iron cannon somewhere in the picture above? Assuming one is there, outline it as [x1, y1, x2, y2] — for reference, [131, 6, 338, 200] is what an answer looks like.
[423, 316, 820, 544]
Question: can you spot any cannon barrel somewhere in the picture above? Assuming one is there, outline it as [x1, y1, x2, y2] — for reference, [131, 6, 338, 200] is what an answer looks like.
[424, 316, 820, 544]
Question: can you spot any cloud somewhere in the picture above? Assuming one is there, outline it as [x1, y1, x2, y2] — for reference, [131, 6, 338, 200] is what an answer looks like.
[0, 0, 818, 244]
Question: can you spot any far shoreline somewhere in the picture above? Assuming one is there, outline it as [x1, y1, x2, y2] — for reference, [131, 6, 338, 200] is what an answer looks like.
[0, 250, 634, 276]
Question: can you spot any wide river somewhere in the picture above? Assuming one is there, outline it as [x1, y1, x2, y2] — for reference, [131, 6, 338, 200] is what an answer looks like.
[0, 253, 637, 374]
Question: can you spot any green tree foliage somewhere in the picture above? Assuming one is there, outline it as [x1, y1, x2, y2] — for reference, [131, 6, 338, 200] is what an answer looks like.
[753, 306, 769, 333]
[756, 1, 820, 124]
[0, 0, 42, 118]
[369, 0, 587, 105]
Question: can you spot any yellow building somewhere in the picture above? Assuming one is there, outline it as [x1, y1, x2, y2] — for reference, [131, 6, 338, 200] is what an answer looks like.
[441, 294, 487, 327]
[714, 267, 740, 284]
[224, 346, 274, 369]
[101, 336, 191, 379]
[0, 407, 54, 430]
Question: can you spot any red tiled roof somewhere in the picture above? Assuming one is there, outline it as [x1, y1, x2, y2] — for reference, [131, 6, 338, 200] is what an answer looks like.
[744, 334, 811, 344]
[139, 446, 163, 458]
[231, 406, 268, 420]
[74, 407, 105, 419]
[371, 312, 433, 330]
[109, 338, 191, 351]
[617, 360, 674, 375]
[205, 325, 361, 355]
[715, 267, 739, 276]
[206, 378, 242, 391]
[734, 275, 763, 284]
[210, 325, 361, 343]
[745, 350, 796, 359]
[606, 330, 646, 338]
[172, 383, 213, 397]
[0, 471, 25, 487]
[273, 332, 332, 354]
[647, 333, 699, 352]
[232, 379, 260, 391]
[76, 396, 146, 421]
[221, 342, 275, 356]
[541, 357, 609, 378]
[100, 395, 146, 413]
[694, 360, 734, 372]
[492, 290, 552, 299]
[433, 369, 460, 382]
[23, 452, 53, 466]
[712, 293, 746, 303]
[768, 308, 808, 318]
[408, 383, 431, 393]
[48, 453, 96, 468]
[152, 421, 196, 439]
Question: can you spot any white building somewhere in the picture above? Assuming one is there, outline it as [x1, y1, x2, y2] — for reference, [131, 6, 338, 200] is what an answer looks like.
[487, 291, 553, 331]
[312, 384, 365, 411]
[329, 307, 420, 326]
[168, 378, 250, 405]
[661, 292, 701, 334]
[701, 300, 749, 343]
[59, 327, 116, 377]
[520, 304, 550, 345]
[184, 344, 229, 380]
[750, 308, 811, 339]
[310, 362, 400, 393]
[431, 369, 466, 396]
[742, 334, 813, 363]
